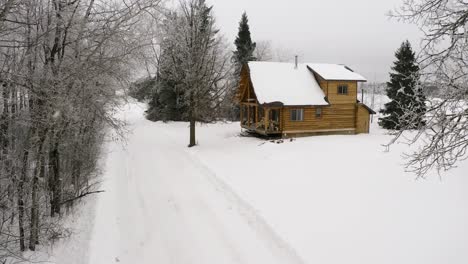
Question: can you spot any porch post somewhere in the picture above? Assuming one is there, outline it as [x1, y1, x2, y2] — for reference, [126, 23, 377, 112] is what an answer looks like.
[264, 107, 269, 133]
[247, 104, 250, 126]
[240, 104, 243, 125]
[279, 108, 282, 131]
[255, 105, 258, 126]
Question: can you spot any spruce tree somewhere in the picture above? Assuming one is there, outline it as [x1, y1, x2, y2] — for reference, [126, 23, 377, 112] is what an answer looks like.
[379, 40, 426, 130]
[146, 30, 188, 122]
[227, 12, 256, 120]
[233, 12, 256, 74]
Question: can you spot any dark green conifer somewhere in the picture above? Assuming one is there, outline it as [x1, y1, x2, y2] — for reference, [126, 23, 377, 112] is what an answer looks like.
[379, 40, 426, 130]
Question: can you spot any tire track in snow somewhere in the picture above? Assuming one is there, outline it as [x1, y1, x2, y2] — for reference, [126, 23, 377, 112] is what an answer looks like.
[123, 116, 248, 263]
[158, 129, 306, 264]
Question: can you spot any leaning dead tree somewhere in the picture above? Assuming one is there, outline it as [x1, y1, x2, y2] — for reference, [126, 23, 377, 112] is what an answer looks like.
[0, 0, 163, 262]
[387, 0, 468, 178]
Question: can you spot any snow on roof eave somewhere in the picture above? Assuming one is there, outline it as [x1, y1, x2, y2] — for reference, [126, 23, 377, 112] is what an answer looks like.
[260, 101, 330, 107]
[325, 78, 367, 82]
[306, 65, 367, 82]
[358, 102, 377, 114]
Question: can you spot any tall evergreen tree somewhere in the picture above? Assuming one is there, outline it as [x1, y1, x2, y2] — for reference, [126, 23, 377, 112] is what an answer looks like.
[379, 40, 426, 130]
[146, 35, 188, 123]
[226, 12, 256, 120]
[233, 12, 256, 74]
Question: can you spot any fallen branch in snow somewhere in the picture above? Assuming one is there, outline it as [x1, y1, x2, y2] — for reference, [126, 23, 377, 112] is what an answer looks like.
[59, 191, 105, 206]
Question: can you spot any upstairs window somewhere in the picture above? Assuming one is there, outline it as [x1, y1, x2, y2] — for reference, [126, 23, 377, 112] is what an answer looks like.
[338, 84, 349, 95]
[315, 107, 322, 118]
[290, 109, 304, 121]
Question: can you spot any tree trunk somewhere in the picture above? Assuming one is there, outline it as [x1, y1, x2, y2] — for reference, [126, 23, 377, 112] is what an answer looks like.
[8, 179, 14, 225]
[0, 83, 8, 151]
[49, 140, 61, 217]
[1, 82, 11, 223]
[189, 111, 196, 147]
[17, 149, 28, 252]
[28, 168, 38, 250]
[188, 92, 197, 148]
[29, 141, 45, 250]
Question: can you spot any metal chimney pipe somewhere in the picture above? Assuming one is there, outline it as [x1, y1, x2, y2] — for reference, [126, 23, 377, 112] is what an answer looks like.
[295, 55, 298, 69]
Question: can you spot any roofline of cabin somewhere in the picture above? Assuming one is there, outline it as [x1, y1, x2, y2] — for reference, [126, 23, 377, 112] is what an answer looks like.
[360, 103, 377, 114]
[306, 66, 367, 82]
[257, 103, 332, 107]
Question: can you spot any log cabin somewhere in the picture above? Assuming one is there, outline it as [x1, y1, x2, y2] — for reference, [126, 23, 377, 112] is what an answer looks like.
[238, 61, 376, 137]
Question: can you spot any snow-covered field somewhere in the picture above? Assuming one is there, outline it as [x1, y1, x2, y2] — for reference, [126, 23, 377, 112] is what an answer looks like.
[162, 116, 468, 264]
[46, 99, 468, 264]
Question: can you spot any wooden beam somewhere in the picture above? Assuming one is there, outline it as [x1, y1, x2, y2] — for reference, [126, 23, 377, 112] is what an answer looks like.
[247, 78, 250, 100]
[247, 104, 250, 126]
[264, 108, 269, 132]
[283, 128, 356, 134]
[280, 108, 284, 131]
[240, 104, 243, 124]
[255, 105, 258, 125]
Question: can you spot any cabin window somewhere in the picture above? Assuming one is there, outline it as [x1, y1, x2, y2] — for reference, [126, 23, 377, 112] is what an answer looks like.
[290, 109, 304, 121]
[338, 84, 348, 95]
[315, 107, 322, 118]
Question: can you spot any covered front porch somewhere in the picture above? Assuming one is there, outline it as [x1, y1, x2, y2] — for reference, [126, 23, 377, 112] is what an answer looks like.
[240, 103, 282, 135]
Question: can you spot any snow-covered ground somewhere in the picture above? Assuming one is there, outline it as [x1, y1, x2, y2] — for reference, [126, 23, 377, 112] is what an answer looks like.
[159, 122, 468, 264]
[47, 99, 468, 264]
[51, 101, 304, 264]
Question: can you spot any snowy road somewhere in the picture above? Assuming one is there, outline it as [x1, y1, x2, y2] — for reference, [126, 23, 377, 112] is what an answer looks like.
[87, 102, 302, 264]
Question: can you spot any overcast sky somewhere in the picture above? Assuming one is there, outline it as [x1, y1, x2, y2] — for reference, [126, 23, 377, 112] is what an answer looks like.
[206, 0, 422, 82]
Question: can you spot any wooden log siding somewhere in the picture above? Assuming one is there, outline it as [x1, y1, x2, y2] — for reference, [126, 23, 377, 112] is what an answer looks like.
[313, 73, 358, 105]
[355, 103, 370, 133]
[238, 63, 372, 136]
[314, 73, 329, 95]
[282, 104, 356, 132]
[326, 81, 358, 104]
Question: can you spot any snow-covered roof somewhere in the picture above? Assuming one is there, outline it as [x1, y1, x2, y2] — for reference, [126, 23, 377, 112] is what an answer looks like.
[307, 63, 367, 82]
[248, 62, 328, 106]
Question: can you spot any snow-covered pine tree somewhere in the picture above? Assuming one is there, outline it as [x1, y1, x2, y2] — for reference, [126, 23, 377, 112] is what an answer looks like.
[379, 40, 426, 130]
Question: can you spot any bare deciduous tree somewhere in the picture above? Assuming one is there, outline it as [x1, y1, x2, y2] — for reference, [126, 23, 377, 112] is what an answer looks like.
[156, 0, 229, 147]
[386, 0, 468, 177]
[0, 0, 164, 261]
[255, 40, 273, 62]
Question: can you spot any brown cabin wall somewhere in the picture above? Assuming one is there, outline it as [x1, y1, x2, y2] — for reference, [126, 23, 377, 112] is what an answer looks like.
[314, 74, 358, 105]
[355, 104, 371, 134]
[281, 104, 357, 133]
[327, 81, 358, 104]
[314, 73, 328, 95]
[239, 66, 257, 103]
[239, 64, 372, 136]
